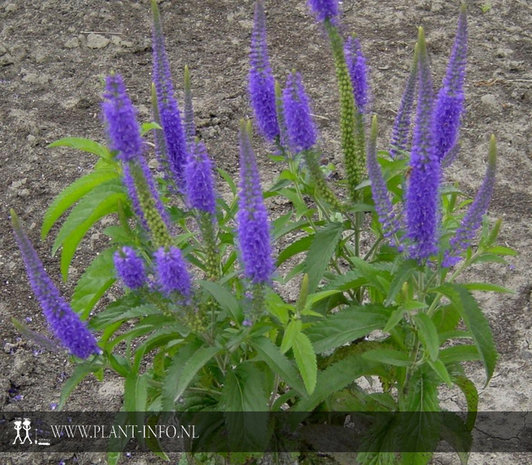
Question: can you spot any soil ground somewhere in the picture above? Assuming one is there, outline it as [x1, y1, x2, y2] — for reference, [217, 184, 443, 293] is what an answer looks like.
[1, 0, 531, 464]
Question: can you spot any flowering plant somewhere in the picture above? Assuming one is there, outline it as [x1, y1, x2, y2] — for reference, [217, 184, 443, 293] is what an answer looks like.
[10, 1, 515, 464]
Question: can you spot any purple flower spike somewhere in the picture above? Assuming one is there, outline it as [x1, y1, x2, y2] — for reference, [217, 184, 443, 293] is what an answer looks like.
[406, 28, 441, 261]
[237, 121, 274, 284]
[184, 141, 216, 215]
[249, 0, 279, 143]
[152, 1, 189, 191]
[390, 44, 419, 159]
[103, 75, 170, 229]
[154, 246, 192, 298]
[433, 7, 467, 163]
[114, 246, 146, 290]
[282, 72, 317, 153]
[443, 136, 496, 267]
[344, 37, 369, 114]
[11, 211, 100, 359]
[367, 116, 400, 243]
[307, 0, 339, 23]
[102, 75, 144, 163]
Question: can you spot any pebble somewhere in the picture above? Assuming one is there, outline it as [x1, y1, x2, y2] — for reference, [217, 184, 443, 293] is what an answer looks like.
[64, 37, 80, 49]
[86, 33, 110, 49]
[480, 94, 498, 108]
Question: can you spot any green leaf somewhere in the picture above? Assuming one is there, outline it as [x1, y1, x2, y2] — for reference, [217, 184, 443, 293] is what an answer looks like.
[292, 332, 317, 395]
[276, 235, 314, 266]
[439, 345, 480, 365]
[414, 313, 440, 362]
[485, 245, 517, 256]
[62, 194, 125, 280]
[304, 222, 343, 292]
[162, 339, 202, 410]
[221, 362, 268, 411]
[399, 366, 440, 465]
[349, 256, 388, 294]
[41, 169, 118, 239]
[217, 167, 237, 196]
[140, 121, 162, 135]
[124, 373, 148, 412]
[251, 337, 305, 396]
[453, 375, 478, 431]
[281, 319, 302, 354]
[294, 352, 378, 411]
[52, 180, 124, 255]
[71, 248, 116, 319]
[462, 282, 513, 293]
[362, 349, 411, 367]
[48, 137, 113, 160]
[427, 359, 453, 387]
[306, 305, 388, 354]
[198, 280, 243, 323]
[173, 346, 221, 404]
[90, 301, 160, 330]
[438, 284, 497, 384]
[220, 363, 270, 450]
[58, 361, 101, 410]
[384, 259, 417, 305]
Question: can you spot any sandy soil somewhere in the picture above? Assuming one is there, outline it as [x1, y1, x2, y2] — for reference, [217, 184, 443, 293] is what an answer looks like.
[1, 0, 531, 464]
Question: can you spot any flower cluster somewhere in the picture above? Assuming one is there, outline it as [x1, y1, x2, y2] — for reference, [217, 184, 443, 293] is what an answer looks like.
[249, 0, 279, 142]
[12, 211, 99, 359]
[237, 122, 274, 284]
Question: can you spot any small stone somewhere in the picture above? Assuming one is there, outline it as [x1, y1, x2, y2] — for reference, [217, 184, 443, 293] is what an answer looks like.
[5, 3, 17, 12]
[86, 33, 110, 49]
[480, 94, 498, 108]
[0, 53, 14, 66]
[64, 37, 80, 49]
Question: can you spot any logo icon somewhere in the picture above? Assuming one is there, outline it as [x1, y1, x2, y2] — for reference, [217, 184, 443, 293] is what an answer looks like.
[12, 418, 33, 445]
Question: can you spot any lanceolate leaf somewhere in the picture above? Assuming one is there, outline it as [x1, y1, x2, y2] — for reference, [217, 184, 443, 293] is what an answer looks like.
[251, 337, 305, 396]
[438, 284, 497, 384]
[60, 192, 126, 280]
[453, 375, 478, 431]
[52, 180, 125, 256]
[58, 360, 103, 410]
[294, 352, 378, 412]
[362, 349, 411, 367]
[198, 280, 243, 323]
[305, 222, 343, 292]
[71, 248, 116, 319]
[173, 346, 221, 404]
[48, 137, 113, 161]
[42, 169, 118, 239]
[399, 366, 440, 465]
[414, 313, 440, 362]
[292, 332, 317, 395]
[306, 305, 388, 354]
[220, 363, 269, 450]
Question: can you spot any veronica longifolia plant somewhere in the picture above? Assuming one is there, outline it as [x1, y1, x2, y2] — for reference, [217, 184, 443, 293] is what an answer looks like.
[11, 1, 513, 464]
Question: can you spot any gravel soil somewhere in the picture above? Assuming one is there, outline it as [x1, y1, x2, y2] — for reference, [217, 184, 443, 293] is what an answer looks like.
[1, 1, 531, 464]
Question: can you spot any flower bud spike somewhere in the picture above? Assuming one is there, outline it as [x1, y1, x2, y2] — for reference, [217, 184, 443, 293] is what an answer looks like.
[344, 36, 369, 114]
[326, 22, 366, 201]
[183, 65, 197, 151]
[249, 0, 280, 143]
[152, 0, 188, 191]
[405, 27, 441, 261]
[390, 43, 419, 159]
[11, 210, 100, 359]
[443, 135, 497, 267]
[433, 5, 467, 163]
[366, 115, 401, 244]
